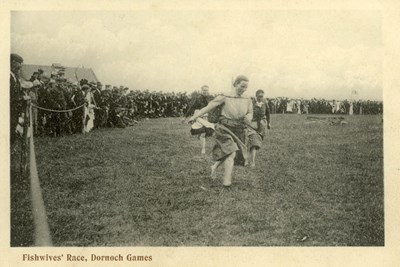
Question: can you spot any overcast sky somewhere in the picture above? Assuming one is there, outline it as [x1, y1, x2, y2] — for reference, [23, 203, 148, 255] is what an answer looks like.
[11, 10, 382, 100]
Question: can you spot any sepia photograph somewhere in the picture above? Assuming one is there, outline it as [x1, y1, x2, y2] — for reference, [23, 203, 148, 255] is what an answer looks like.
[5, 0, 400, 265]
[8, 8, 385, 249]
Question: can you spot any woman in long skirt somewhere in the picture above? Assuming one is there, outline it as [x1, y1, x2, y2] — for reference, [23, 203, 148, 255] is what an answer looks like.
[189, 75, 253, 187]
[83, 85, 96, 133]
[247, 89, 271, 167]
[183, 85, 214, 155]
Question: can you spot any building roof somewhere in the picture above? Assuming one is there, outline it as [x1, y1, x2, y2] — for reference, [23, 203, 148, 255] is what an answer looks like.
[20, 64, 99, 83]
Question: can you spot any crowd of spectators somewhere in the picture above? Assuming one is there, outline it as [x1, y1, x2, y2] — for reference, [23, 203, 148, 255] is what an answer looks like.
[24, 68, 191, 137]
[22, 67, 383, 137]
[267, 97, 383, 115]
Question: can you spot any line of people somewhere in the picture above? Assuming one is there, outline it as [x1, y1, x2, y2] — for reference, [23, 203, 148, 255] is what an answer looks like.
[267, 97, 383, 115]
[19, 69, 193, 137]
[11, 55, 383, 140]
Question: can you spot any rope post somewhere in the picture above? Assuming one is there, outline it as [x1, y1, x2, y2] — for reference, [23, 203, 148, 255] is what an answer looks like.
[29, 103, 53, 246]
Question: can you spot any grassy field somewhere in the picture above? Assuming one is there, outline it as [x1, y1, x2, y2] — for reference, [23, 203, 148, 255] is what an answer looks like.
[11, 114, 384, 246]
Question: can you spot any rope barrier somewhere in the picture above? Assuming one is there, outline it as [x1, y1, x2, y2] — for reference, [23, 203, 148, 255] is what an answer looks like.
[31, 103, 85, 113]
[29, 104, 53, 246]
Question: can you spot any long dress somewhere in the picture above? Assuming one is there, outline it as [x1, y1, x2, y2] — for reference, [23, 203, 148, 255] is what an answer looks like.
[286, 100, 294, 113]
[84, 91, 95, 133]
[248, 98, 270, 150]
[208, 95, 253, 165]
[349, 102, 354, 115]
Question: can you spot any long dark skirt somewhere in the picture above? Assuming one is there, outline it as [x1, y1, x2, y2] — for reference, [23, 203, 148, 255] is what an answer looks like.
[190, 127, 214, 137]
[212, 123, 248, 165]
[248, 120, 266, 150]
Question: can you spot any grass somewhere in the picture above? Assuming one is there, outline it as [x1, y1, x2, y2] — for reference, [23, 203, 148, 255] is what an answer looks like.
[11, 114, 384, 246]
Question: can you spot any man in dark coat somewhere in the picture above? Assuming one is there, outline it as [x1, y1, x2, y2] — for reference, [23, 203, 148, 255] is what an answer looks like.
[71, 84, 86, 133]
[10, 53, 27, 144]
[47, 80, 67, 136]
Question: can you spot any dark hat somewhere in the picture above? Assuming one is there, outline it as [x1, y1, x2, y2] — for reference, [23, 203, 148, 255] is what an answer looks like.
[38, 68, 44, 74]
[80, 78, 88, 85]
[11, 53, 24, 64]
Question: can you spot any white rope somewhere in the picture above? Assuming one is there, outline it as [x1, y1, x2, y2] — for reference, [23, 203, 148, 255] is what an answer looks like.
[29, 104, 53, 246]
[32, 103, 85, 113]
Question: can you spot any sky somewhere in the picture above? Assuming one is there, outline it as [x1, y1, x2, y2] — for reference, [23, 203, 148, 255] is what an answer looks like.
[11, 10, 382, 100]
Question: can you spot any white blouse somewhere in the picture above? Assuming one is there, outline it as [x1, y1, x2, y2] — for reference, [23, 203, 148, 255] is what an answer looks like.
[192, 94, 253, 125]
